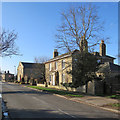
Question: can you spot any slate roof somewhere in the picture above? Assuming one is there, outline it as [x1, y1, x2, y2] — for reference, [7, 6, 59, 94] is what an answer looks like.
[97, 62, 120, 73]
[92, 52, 115, 59]
[45, 49, 79, 63]
[45, 48, 116, 65]
[21, 62, 43, 68]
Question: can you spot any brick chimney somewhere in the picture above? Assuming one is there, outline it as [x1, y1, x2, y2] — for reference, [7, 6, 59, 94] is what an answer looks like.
[100, 40, 106, 56]
[53, 49, 58, 58]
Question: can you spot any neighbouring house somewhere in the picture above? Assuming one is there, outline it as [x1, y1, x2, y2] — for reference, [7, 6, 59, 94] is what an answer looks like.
[95, 62, 120, 94]
[2, 71, 14, 82]
[17, 62, 45, 84]
[91, 40, 115, 63]
[44, 40, 117, 95]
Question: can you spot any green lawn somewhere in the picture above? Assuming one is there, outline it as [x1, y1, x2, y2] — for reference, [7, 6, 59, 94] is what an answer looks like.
[107, 94, 120, 100]
[111, 103, 120, 107]
[102, 103, 120, 110]
[27, 86, 84, 97]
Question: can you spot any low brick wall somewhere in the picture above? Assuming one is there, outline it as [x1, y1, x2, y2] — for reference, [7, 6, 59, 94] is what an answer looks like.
[76, 85, 86, 93]
[37, 83, 81, 92]
[48, 85, 77, 91]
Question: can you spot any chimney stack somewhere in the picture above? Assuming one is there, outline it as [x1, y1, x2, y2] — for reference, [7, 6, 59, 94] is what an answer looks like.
[53, 49, 58, 58]
[7, 70, 9, 73]
[100, 40, 106, 56]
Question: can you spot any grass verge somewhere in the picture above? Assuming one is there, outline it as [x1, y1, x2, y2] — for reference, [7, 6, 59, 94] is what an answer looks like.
[102, 103, 120, 110]
[107, 94, 120, 100]
[27, 86, 84, 97]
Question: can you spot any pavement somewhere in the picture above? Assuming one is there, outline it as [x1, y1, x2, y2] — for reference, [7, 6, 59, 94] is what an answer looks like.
[70, 96, 118, 106]
[56, 95, 120, 114]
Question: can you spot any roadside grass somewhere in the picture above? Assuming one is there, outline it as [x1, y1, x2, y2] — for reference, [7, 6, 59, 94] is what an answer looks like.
[27, 86, 84, 97]
[107, 94, 120, 100]
[102, 103, 120, 110]
[111, 103, 120, 107]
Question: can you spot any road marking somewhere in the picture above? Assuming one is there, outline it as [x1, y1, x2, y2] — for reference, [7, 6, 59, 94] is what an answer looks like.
[32, 96, 39, 101]
[32, 96, 76, 118]
[32, 96, 51, 106]
[58, 108, 76, 118]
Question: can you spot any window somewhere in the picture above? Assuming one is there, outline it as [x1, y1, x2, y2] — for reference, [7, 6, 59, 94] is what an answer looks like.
[49, 75, 51, 82]
[62, 73, 65, 83]
[49, 63, 52, 71]
[49, 75, 52, 85]
[62, 60, 65, 69]
[55, 61, 58, 70]
[97, 60, 101, 63]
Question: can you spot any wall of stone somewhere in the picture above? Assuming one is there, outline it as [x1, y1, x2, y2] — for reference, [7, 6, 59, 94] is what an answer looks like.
[95, 81, 104, 95]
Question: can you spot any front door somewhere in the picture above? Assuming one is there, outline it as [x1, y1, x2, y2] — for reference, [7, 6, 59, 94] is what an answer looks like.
[56, 71, 59, 85]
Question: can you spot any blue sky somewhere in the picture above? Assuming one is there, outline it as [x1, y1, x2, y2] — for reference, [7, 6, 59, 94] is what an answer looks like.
[1, 2, 118, 74]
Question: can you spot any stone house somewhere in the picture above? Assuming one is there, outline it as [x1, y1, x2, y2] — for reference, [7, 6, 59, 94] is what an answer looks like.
[2, 71, 14, 82]
[44, 40, 116, 94]
[95, 62, 120, 94]
[45, 49, 79, 87]
[17, 62, 45, 83]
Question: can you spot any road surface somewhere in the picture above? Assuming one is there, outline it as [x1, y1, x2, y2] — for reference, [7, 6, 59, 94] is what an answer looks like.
[2, 82, 119, 120]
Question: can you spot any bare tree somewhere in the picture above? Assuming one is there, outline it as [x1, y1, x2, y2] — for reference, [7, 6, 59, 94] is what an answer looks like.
[55, 4, 109, 89]
[33, 56, 50, 84]
[0, 29, 19, 57]
[55, 4, 108, 53]
[34, 56, 50, 63]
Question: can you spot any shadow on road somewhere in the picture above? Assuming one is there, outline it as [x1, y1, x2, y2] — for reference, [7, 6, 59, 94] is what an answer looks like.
[2, 90, 49, 95]
[7, 108, 119, 120]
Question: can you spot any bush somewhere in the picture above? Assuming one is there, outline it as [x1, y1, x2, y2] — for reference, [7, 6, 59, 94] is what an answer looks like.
[30, 78, 36, 86]
[61, 82, 75, 89]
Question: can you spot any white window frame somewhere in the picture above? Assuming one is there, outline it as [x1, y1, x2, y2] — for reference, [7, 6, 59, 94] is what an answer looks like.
[62, 73, 65, 83]
[62, 60, 65, 69]
[55, 61, 58, 70]
[49, 75, 51, 82]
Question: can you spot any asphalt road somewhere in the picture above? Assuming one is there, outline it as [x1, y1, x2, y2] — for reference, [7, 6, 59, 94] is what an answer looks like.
[2, 82, 119, 120]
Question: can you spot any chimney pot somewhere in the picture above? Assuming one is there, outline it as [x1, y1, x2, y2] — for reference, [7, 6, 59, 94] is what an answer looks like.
[53, 49, 58, 58]
[100, 40, 106, 56]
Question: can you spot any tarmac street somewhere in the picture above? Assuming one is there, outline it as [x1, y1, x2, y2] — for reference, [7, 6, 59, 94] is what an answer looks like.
[2, 82, 120, 120]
